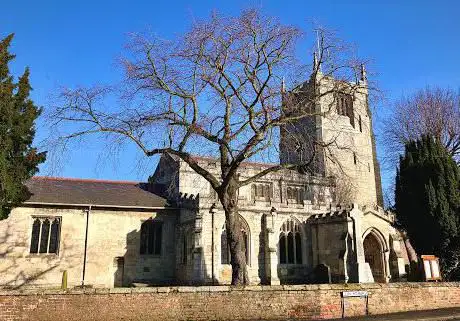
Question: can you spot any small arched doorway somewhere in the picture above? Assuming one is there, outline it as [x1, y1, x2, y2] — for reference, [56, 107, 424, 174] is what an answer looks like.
[363, 232, 385, 282]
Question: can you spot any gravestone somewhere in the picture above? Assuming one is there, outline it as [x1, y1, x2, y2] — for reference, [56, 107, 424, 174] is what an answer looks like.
[313, 263, 331, 284]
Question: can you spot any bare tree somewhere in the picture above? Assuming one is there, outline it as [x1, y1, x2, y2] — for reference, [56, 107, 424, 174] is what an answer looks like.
[48, 10, 370, 285]
[331, 175, 356, 205]
[383, 87, 460, 165]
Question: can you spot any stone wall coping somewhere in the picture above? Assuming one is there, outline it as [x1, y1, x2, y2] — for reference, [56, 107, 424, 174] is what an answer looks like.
[0, 282, 459, 296]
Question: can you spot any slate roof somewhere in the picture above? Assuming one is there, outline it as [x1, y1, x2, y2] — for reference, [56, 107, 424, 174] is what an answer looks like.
[166, 153, 278, 168]
[24, 177, 168, 209]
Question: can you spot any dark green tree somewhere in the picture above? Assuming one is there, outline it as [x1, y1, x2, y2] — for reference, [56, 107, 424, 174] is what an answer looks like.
[0, 34, 46, 219]
[395, 135, 460, 280]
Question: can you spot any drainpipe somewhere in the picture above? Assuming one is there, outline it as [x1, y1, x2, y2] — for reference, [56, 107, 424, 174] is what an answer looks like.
[209, 203, 217, 285]
[82, 205, 92, 286]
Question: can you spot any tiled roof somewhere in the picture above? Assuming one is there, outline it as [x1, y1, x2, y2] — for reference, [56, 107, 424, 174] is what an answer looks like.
[166, 153, 278, 168]
[24, 177, 168, 209]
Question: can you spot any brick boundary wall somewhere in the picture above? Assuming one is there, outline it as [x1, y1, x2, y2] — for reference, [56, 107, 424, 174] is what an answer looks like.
[1, 282, 460, 321]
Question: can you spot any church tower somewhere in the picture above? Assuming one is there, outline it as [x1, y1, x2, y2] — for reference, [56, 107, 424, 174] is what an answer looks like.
[280, 57, 384, 207]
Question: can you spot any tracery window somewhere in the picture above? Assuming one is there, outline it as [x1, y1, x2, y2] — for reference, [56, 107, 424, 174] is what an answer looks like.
[181, 229, 194, 264]
[286, 186, 304, 204]
[30, 217, 61, 254]
[251, 183, 272, 201]
[317, 185, 326, 204]
[304, 185, 313, 202]
[336, 93, 355, 127]
[221, 217, 249, 265]
[140, 220, 163, 255]
[279, 219, 302, 264]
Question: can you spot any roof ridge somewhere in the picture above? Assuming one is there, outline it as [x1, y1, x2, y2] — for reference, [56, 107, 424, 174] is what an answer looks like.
[31, 176, 141, 185]
[186, 155, 278, 167]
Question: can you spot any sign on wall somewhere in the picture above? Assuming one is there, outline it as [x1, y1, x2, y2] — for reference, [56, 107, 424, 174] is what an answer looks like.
[342, 291, 368, 298]
[341, 291, 369, 318]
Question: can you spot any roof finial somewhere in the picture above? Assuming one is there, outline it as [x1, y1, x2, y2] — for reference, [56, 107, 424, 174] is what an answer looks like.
[360, 63, 367, 81]
[313, 52, 319, 72]
[281, 77, 286, 94]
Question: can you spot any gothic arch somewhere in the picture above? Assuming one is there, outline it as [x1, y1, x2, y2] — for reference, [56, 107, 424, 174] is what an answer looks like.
[278, 217, 304, 265]
[362, 227, 388, 282]
[362, 227, 388, 251]
[221, 214, 250, 265]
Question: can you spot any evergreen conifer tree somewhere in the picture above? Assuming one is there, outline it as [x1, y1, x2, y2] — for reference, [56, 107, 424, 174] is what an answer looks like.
[0, 34, 46, 219]
[395, 135, 460, 280]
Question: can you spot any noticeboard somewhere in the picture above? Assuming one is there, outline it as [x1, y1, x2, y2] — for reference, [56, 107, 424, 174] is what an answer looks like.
[421, 255, 442, 281]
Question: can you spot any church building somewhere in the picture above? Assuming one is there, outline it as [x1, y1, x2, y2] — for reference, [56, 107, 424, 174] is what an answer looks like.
[0, 64, 411, 289]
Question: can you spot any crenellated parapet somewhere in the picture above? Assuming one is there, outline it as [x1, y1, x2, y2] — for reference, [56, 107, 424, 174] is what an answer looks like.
[174, 193, 200, 210]
[307, 205, 353, 224]
[362, 204, 395, 223]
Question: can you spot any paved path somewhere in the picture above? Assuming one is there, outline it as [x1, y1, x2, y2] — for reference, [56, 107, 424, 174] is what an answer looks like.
[250, 308, 460, 321]
[327, 308, 460, 321]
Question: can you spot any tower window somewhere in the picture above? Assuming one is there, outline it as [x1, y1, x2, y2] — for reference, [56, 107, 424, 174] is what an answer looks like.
[336, 93, 355, 127]
[353, 152, 357, 165]
[359, 115, 362, 132]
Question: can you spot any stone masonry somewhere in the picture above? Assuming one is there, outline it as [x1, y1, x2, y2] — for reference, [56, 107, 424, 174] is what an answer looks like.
[1, 283, 460, 321]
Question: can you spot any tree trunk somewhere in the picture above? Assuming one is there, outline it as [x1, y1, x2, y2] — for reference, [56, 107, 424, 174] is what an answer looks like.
[403, 235, 418, 263]
[219, 177, 249, 285]
[403, 233, 420, 281]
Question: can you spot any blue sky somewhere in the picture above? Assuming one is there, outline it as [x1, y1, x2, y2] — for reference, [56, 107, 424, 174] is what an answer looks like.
[3, 0, 460, 195]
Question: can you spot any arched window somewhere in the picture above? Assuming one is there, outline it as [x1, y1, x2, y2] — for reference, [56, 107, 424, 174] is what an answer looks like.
[181, 229, 193, 264]
[221, 216, 250, 265]
[140, 220, 163, 255]
[30, 219, 41, 253]
[39, 219, 50, 253]
[287, 186, 305, 204]
[317, 185, 326, 204]
[336, 93, 354, 126]
[279, 219, 302, 264]
[30, 217, 61, 254]
[251, 183, 272, 201]
[49, 219, 60, 253]
[304, 185, 313, 202]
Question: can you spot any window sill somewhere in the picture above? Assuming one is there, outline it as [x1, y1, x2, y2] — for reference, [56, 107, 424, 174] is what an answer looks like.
[25, 253, 60, 259]
[139, 254, 162, 258]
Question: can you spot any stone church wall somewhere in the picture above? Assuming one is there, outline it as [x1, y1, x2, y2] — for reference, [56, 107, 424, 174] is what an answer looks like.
[0, 206, 177, 288]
